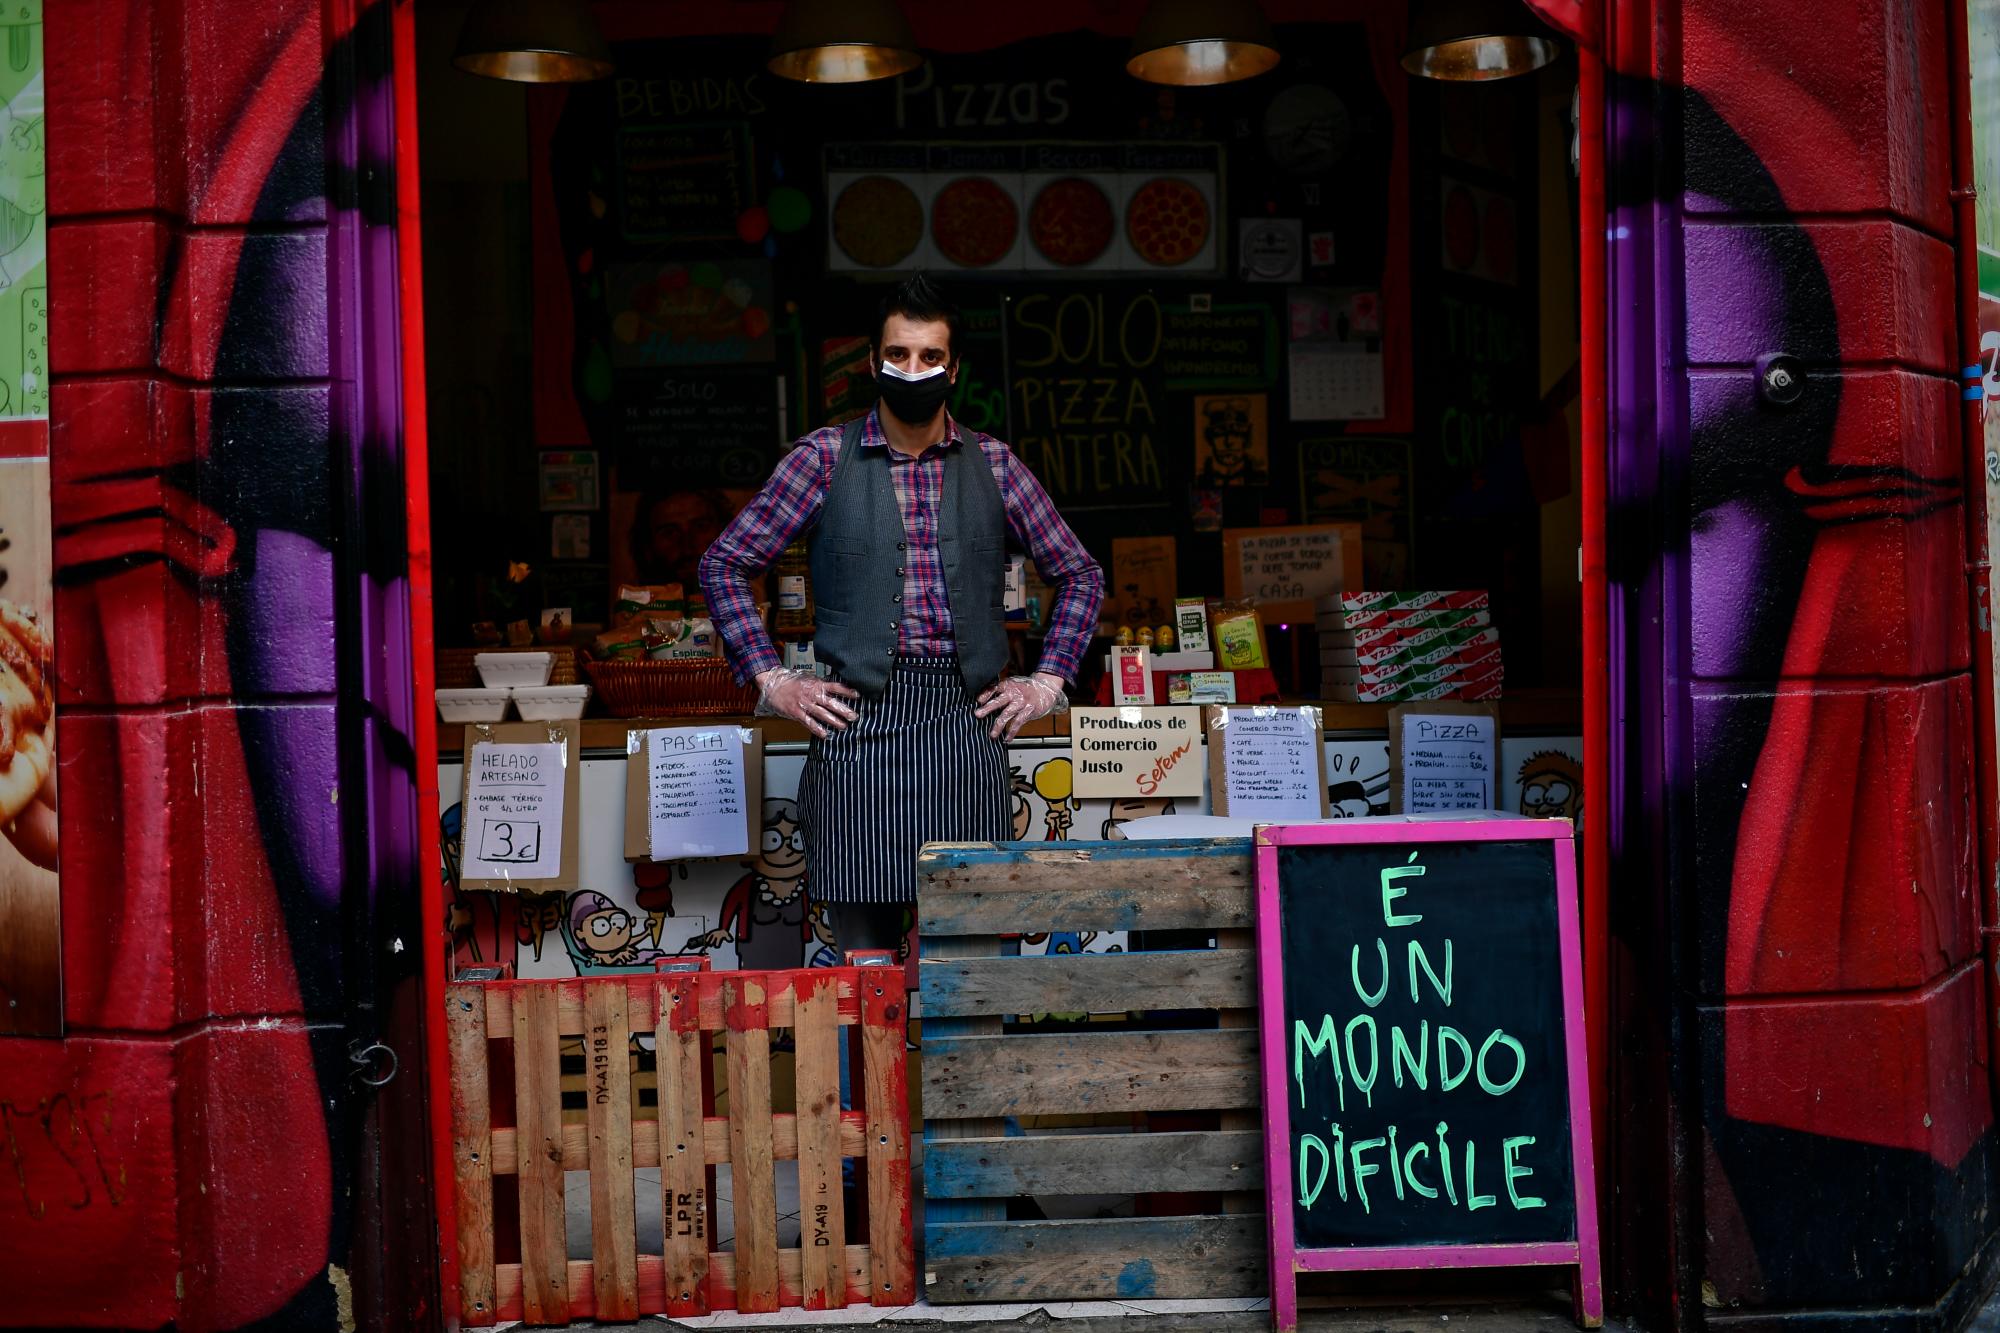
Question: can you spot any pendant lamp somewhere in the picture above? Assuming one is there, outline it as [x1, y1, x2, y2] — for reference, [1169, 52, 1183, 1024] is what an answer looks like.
[453, 0, 613, 83]
[768, 0, 923, 84]
[1127, 0, 1281, 87]
[1402, 0, 1559, 81]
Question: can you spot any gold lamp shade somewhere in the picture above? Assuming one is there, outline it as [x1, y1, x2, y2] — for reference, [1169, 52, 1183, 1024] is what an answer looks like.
[453, 0, 613, 83]
[1127, 0, 1281, 87]
[1402, 0, 1560, 80]
[768, 0, 923, 84]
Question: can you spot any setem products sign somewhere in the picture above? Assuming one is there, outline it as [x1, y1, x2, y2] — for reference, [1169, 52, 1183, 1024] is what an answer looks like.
[1253, 816, 1602, 1330]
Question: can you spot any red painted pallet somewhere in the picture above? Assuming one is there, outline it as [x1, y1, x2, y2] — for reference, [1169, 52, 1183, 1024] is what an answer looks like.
[445, 964, 913, 1327]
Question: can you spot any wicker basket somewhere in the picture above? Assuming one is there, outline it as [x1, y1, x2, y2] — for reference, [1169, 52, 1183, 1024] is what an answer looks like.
[435, 645, 580, 690]
[583, 656, 756, 718]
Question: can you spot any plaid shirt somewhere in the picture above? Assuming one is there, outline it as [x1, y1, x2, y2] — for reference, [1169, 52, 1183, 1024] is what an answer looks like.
[700, 408, 1104, 685]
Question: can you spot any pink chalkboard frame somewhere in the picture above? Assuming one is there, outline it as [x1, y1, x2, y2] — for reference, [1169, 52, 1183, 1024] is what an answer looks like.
[1254, 817, 1603, 1331]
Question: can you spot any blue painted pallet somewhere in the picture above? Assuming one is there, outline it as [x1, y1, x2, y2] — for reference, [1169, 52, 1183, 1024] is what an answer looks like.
[915, 838, 1265, 1304]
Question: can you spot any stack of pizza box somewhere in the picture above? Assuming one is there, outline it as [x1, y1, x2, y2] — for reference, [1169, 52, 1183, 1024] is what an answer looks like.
[1316, 591, 1502, 703]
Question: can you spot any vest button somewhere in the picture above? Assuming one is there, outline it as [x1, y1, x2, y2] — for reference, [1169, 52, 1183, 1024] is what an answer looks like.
[897, 542, 906, 551]
[893, 594, 902, 603]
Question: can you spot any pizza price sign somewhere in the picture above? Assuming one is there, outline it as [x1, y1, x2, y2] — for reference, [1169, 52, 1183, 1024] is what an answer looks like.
[463, 742, 567, 881]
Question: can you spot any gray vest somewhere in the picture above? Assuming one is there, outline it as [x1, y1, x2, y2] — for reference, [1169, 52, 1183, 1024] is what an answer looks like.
[808, 415, 1010, 697]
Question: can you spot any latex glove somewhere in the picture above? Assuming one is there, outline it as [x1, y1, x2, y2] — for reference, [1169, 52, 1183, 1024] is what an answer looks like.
[974, 672, 1066, 741]
[754, 667, 860, 739]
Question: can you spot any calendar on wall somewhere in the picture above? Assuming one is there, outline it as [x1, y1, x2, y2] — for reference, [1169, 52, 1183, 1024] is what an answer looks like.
[1289, 343, 1385, 420]
[1288, 286, 1386, 422]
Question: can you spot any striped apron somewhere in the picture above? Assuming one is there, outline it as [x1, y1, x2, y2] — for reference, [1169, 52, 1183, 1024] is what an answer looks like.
[797, 653, 1011, 904]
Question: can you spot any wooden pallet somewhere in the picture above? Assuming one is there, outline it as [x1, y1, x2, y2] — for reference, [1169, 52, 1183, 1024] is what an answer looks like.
[917, 838, 1267, 1304]
[447, 966, 914, 1326]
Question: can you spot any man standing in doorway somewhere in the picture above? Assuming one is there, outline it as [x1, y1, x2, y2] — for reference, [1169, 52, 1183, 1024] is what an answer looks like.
[701, 275, 1104, 954]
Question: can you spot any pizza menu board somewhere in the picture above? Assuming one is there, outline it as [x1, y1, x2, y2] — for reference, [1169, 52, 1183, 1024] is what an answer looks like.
[826, 141, 1221, 276]
[1254, 819, 1600, 1310]
[615, 122, 752, 244]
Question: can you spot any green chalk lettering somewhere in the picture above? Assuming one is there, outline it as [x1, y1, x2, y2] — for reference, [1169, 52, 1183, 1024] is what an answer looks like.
[1436, 1122, 1458, 1204]
[1387, 1125, 1406, 1201]
[1349, 1136, 1387, 1215]
[1465, 1140, 1497, 1211]
[1380, 854, 1426, 926]
[1404, 1141, 1438, 1199]
[1503, 1136, 1546, 1209]
[1344, 1014, 1379, 1109]
[1477, 1031, 1527, 1096]
[1298, 1133, 1331, 1210]
[1294, 1015, 1343, 1113]
[1390, 1020, 1429, 1090]
[1331, 1123, 1348, 1201]
[1409, 938, 1454, 1006]
[1439, 1025, 1474, 1091]
[1351, 938, 1390, 1008]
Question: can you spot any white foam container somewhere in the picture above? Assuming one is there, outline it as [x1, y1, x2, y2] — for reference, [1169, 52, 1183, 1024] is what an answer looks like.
[512, 684, 590, 720]
[474, 651, 553, 689]
[436, 687, 512, 722]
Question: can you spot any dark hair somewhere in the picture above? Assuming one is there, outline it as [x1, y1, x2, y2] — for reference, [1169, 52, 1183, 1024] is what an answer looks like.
[873, 273, 961, 362]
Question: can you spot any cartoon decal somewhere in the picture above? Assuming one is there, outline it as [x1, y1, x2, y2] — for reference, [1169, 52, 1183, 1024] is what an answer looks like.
[688, 797, 812, 970]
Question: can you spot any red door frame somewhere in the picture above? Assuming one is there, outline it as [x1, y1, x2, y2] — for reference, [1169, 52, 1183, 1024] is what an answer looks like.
[386, 5, 1626, 1323]
[389, 0, 460, 1321]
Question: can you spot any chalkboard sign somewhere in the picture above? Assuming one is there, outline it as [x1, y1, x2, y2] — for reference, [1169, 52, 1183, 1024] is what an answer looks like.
[1253, 817, 1600, 1330]
[616, 368, 779, 489]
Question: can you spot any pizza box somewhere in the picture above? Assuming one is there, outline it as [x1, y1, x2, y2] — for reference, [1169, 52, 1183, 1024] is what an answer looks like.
[1321, 648, 1504, 690]
[1319, 618, 1498, 661]
[1321, 628, 1503, 673]
[1318, 606, 1496, 639]
[1322, 663, 1505, 704]
[1323, 589, 1490, 616]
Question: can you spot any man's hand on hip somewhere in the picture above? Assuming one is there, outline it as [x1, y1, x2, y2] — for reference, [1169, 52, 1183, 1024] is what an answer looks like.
[974, 672, 1066, 741]
[754, 667, 861, 738]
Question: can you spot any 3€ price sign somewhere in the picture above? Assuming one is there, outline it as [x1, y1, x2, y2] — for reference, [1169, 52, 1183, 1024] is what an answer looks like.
[463, 742, 567, 882]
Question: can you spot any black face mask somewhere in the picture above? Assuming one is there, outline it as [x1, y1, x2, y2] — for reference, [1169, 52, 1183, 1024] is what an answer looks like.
[876, 362, 952, 425]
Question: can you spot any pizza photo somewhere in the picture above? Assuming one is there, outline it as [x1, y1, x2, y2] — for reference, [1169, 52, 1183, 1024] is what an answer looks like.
[930, 176, 1019, 268]
[0, 599, 51, 835]
[1028, 177, 1115, 267]
[832, 175, 924, 269]
[1126, 176, 1211, 268]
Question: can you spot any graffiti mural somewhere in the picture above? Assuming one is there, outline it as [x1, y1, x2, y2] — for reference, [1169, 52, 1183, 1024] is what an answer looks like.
[1540, 0, 1995, 1315]
[0, 0, 427, 1327]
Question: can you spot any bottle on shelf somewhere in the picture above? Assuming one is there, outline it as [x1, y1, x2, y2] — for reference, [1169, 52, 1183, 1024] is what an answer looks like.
[773, 541, 813, 634]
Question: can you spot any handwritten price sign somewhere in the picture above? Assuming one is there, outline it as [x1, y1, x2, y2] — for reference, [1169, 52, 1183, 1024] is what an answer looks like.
[1222, 523, 1361, 622]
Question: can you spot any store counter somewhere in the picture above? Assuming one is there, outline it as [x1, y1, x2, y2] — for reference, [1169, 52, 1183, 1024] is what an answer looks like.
[438, 690, 1582, 979]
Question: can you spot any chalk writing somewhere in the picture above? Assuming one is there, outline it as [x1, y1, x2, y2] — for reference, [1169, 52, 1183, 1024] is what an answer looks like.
[1009, 292, 1167, 508]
